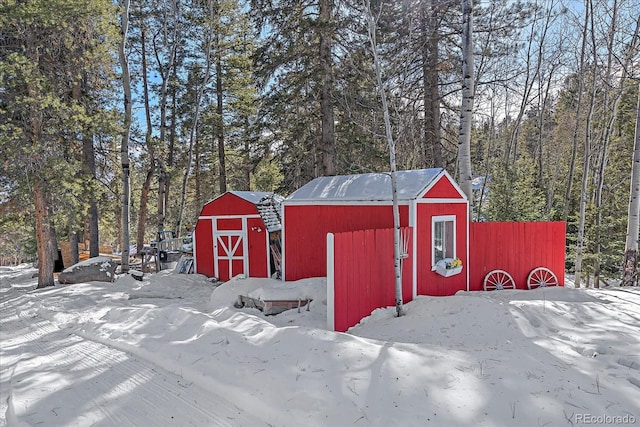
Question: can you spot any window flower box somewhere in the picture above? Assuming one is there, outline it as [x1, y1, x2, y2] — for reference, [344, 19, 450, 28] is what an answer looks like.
[434, 258, 463, 277]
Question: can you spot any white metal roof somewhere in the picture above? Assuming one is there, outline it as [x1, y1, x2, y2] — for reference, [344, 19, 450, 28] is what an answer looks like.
[229, 191, 274, 204]
[285, 168, 445, 202]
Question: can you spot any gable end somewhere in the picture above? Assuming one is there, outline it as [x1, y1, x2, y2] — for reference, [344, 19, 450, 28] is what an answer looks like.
[421, 172, 466, 200]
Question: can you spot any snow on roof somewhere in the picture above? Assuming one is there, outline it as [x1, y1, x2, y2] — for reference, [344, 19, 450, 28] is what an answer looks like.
[285, 168, 444, 202]
[224, 191, 283, 232]
[256, 194, 284, 233]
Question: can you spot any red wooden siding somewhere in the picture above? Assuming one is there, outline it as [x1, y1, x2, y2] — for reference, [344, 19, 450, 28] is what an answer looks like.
[217, 258, 244, 280]
[468, 222, 565, 291]
[216, 218, 243, 230]
[200, 193, 258, 216]
[423, 176, 463, 199]
[415, 202, 468, 296]
[331, 227, 413, 332]
[247, 217, 269, 277]
[194, 219, 214, 277]
[284, 204, 410, 281]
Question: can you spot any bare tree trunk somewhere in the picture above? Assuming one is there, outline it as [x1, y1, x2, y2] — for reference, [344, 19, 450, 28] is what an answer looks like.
[623, 84, 640, 287]
[421, 0, 442, 168]
[504, 11, 538, 163]
[364, 0, 403, 317]
[594, 0, 626, 288]
[318, 0, 336, 176]
[69, 227, 79, 266]
[154, 1, 180, 234]
[83, 132, 99, 257]
[157, 159, 167, 233]
[457, 0, 474, 214]
[563, 1, 590, 221]
[195, 134, 202, 208]
[536, 63, 557, 191]
[216, 41, 227, 193]
[165, 68, 178, 221]
[574, 0, 596, 289]
[476, 87, 498, 220]
[119, 0, 132, 273]
[138, 9, 154, 252]
[176, 0, 214, 235]
[73, 71, 100, 258]
[244, 118, 251, 190]
[34, 180, 56, 288]
[543, 64, 563, 218]
[137, 169, 154, 252]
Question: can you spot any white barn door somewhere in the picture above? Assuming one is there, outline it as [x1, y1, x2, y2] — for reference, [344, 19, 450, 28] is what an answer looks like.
[213, 217, 248, 281]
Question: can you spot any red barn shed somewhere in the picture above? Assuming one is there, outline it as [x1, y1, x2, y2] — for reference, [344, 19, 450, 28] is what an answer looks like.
[282, 168, 469, 297]
[194, 191, 283, 281]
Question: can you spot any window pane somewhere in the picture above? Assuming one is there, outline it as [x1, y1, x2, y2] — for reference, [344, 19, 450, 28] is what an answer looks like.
[445, 221, 454, 258]
[433, 218, 456, 265]
[434, 222, 444, 262]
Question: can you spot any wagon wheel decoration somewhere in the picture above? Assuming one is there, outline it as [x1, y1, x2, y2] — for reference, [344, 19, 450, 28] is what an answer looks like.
[526, 267, 558, 290]
[483, 269, 516, 291]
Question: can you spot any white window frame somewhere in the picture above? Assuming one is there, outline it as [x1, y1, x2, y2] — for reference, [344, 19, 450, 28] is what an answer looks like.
[431, 215, 456, 268]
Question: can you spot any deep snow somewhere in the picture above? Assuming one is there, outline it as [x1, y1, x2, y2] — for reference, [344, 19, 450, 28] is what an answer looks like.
[1, 264, 639, 426]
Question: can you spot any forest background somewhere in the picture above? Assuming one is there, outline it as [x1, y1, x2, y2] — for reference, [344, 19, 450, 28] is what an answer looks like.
[1, 0, 639, 288]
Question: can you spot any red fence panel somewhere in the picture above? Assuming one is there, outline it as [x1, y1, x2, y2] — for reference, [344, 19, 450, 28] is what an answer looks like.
[468, 222, 565, 291]
[330, 227, 413, 332]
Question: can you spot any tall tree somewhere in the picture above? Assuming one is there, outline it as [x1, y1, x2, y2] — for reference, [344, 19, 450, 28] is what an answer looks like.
[84, 134, 100, 257]
[457, 0, 474, 209]
[318, 0, 336, 176]
[215, 32, 228, 193]
[156, 4, 181, 234]
[251, 0, 338, 189]
[622, 83, 640, 286]
[364, 0, 403, 317]
[0, 0, 116, 286]
[421, 0, 443, 168]
[215, 10, 259, 192]
[562, 2, 590, 221]
[119, 0, 133, 272]
[207, 0, 258, 193]
[137, 0, 155, 252]
[592, 2, 639, 288]
[176, 0, 215, 234]
[574, 0, 597, 289]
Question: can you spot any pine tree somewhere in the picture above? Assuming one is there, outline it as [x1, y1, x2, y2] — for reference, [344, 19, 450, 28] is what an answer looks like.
[251, 0, 338, 189]
[0, 0, 118, 286]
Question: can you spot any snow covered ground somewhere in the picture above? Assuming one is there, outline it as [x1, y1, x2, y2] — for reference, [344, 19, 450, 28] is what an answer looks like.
[1, 264, 639, 426]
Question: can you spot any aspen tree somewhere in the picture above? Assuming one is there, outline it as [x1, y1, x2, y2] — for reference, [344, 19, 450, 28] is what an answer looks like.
[622, 84, 640, 287]
[363, 0, 403, 316]
[119, 0, 133, 273]
[458, 0, 474, 211]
